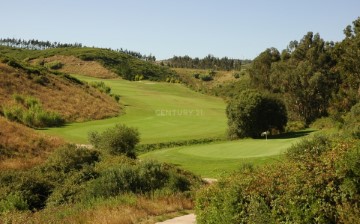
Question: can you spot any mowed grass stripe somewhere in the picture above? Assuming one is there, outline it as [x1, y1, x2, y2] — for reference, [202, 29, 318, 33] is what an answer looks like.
[39, 75, 227, 144]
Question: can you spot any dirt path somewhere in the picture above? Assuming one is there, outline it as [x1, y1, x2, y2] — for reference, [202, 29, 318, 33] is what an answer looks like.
[156, 178, 217, 224]
[156, 214, 196, 224]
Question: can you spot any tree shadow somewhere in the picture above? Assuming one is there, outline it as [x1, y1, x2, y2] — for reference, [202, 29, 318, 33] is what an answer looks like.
[268, 130, 315, 140]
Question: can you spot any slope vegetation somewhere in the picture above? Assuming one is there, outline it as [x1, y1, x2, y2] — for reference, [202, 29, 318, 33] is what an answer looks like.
[0, 46, 177, 81]
[0, 62, 120, 122]
[32, 55, 118, 78]
[0, 117, 63, 170]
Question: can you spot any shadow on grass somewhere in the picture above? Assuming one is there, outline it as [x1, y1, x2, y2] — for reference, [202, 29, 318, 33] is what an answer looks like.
[268, 129, 315, 140]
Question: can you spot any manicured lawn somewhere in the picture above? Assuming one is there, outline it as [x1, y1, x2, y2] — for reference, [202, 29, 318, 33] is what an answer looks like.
[140, 130, 314, 178]
[39, 75, 227, 144]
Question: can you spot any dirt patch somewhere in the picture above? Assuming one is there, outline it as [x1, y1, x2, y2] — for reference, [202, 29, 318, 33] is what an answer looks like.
[33, 55, 118, 78]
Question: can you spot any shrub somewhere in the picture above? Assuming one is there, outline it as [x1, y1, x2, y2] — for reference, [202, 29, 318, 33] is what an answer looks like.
[45, 144, 100, 173]
[196, 135, 360, 224]
[89, 124, 140, 157]
[45, 61, 63, 70]
[233, 73, 240, 79]
[85, 160, 195, 199]
[0, 193, 28, 213]
[226, 90, 288, 138]
[2, 94, 64, 128]
[89, 81, 111, 94]
[344, 103, 360, 139]
[285, 120, 306, 132]
[193, 73, 200, 79]
[2, 105, 24, 122]
[46, 166, 98, 206]
[200, 74, 213, 81]
[286, 135, 330, 162]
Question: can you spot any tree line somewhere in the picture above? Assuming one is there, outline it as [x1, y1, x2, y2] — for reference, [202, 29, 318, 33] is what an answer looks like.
[248, 17, 360, 125]
[0, 38, 156, 61]
[165, 54, 246, 71]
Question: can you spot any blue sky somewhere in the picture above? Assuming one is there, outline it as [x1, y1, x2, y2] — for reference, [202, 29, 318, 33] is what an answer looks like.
[1, 0, 359, 60]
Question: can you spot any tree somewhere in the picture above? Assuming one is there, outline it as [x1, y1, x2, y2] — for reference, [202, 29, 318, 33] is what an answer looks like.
[226, 90, 287, 139]
[266, 32, 338, 124]
[249, 48, 280, 90]
[88, 124, 140, 158]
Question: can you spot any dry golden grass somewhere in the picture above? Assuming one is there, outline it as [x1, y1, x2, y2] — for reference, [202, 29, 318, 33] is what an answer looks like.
[173, 67, 236, 90]
[1, 194, 194, 224]
[0, 63, 120, 122]
[76, 195, 193, 224]
[32, 55, 118, 79]
[0, 117, 64, 170]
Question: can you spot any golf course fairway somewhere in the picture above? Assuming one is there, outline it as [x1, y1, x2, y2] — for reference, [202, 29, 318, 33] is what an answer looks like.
[39, 75, 227, 144]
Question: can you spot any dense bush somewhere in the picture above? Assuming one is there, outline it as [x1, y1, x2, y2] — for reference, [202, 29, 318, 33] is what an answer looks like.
[85, 160, 196, 199]
[343, 103, 360, 138]
[226, 90, 287, 139]
[89, 124, 140, 157]
[44, 144, 100, 173]
[196, 135, 360, 223]
[0, 172, 53, 211]
[200, 74, 213, 81]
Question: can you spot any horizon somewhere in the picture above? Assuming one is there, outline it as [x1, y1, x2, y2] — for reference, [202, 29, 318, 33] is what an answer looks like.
[1, 0, 360, 60]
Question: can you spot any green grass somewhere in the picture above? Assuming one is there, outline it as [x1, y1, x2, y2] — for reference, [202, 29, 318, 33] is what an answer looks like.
[39, 75, 227, 144]
[140, 130, 314, 178]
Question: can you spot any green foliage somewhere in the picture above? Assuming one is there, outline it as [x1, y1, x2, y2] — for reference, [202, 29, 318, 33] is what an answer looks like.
[44, 61, 63, 70]
[0, 172, 53, 211]
[343, 103, 360, 138]
[196, 135, 360, 224]
[89, 81, 111, 94]
[193, 73, 200, 79]
[285, 120, 306, 132]
[0, 45, 177, 82]
[226, 90, 288, 138]
[46, 165, 98, 206]
[199, 74, 213, 81]
[89, 124, 140, 158]
[45, 144, 100, 173]
[85, 160, 195, 199]
[0, 193, 29, 213]
[233, 72, 240, 79]
[2, 94, 64, 128]
[167, 54, 243, 71]
[286, 134, 330, 162]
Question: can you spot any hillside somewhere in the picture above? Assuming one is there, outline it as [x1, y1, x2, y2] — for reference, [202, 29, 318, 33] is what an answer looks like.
[31, 55, 118, 79]
[0, 61, 120, 122]
[0, 45, 178, 81]
[0, 116, 64, 170]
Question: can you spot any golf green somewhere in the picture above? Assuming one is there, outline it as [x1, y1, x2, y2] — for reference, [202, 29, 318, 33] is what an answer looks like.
[140, 131, 314, 177]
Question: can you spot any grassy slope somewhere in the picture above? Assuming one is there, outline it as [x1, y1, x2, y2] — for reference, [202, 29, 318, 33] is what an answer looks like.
[0, 62, 120, 122]
[0, 117, 64, 170]
[0, 46, 176, 81]
[40, 75, 227, 144]
[140, 130, 315, 177]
